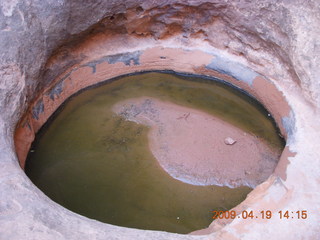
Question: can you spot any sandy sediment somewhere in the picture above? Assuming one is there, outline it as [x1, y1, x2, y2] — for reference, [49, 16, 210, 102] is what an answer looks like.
[112, 97, 280, 188]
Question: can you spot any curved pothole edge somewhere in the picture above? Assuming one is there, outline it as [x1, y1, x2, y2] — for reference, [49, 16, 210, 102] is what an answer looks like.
[11, 47, 297, 238]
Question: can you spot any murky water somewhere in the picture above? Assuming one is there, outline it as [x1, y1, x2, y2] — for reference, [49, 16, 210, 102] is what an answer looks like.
[25, 72, 284, 234]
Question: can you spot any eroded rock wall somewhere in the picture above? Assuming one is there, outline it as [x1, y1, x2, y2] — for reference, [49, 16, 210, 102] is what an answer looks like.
[1, 0, 319, 128]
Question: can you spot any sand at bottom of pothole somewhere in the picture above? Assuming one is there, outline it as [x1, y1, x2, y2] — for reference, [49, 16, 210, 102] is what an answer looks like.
[113, 97, 281, 188]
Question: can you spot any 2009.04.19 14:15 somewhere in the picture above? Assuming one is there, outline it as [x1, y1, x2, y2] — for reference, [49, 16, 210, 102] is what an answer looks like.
[212, 210, 308, 220]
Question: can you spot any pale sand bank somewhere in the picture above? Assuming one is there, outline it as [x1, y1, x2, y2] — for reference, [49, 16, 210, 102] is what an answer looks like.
[112, 97, 280, 188]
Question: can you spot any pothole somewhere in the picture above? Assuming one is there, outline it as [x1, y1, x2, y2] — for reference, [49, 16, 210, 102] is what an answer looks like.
[1, 1, 318, 238]
[23, 71, 284, 233]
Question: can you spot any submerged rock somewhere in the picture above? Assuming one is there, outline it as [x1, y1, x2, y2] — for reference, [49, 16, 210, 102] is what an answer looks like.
[224, 137, 237, 145]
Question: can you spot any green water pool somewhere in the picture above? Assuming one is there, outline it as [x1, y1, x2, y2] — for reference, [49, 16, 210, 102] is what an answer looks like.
[25, 72, 284, 233]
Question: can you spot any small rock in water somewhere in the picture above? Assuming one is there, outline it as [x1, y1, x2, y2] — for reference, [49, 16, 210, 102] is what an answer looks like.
[224, 137, 237, 145]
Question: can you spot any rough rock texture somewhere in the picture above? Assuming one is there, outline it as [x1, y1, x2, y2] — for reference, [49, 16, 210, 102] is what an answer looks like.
[1, 0, 320, 239]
